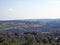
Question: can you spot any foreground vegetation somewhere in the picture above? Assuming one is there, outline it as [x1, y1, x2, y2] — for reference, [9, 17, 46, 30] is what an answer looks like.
[0, 31, 60, 45]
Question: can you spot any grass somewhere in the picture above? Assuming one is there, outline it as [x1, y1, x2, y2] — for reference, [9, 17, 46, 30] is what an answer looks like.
[37, 43, 51, 45]
[0, 42, 51, 45]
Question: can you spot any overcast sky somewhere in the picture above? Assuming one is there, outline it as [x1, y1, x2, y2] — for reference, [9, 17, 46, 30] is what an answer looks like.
[0, 0, 60, 20]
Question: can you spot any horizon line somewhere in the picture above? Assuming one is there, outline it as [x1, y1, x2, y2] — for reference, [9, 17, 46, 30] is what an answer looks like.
[0, 18, 60, 21]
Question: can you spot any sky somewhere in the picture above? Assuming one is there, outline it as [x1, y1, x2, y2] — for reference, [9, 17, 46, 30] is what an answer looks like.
[0, 0, 60, 20]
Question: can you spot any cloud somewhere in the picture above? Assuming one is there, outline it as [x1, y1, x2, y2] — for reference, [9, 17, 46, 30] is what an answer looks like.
[7, 8, 14, 14]
[8, 8, 13, 12]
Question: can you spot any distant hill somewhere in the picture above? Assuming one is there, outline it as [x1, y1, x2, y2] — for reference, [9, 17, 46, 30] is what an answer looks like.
[0, 19, 60, 33]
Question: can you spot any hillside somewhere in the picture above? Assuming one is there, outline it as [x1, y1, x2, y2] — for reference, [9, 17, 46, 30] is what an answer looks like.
[0, 19, 60, 33]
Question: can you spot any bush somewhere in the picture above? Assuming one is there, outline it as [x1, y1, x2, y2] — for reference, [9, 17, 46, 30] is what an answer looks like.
[2, 41, 9, 45]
